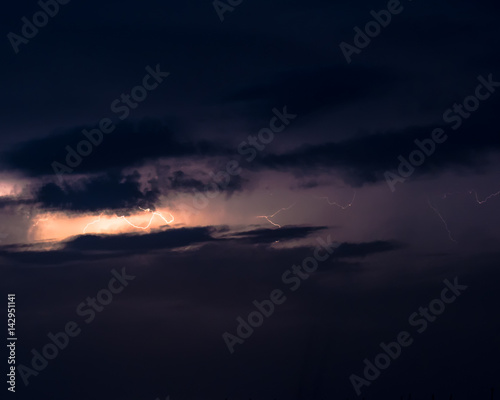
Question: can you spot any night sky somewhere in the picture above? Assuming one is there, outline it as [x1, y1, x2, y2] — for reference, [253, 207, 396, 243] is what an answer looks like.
[1, 0, 500, 399]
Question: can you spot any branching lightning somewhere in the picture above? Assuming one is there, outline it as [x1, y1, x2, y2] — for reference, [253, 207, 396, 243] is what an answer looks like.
[32, 217, 49, 227]
[83, 213, 103, 234]
[469, 190, 500, 205]
[440, 189, 500, 205]
[431, 188, 499, 242]
[316, 191, 356, 210]
[119, 207, 174, 230]
[427, 198, 457, 243]
[256, 191, 355, 228]
[82, 208, 174, 234]
[256, 203, 296, 228]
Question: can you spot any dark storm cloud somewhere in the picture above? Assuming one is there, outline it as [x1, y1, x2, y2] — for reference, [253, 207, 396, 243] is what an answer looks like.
[33, 171, 159, 212]
[64, 227, 217, 253]
[0, 220, 404, 267]
[0, 196, 33, 208]
[0, 63, 401, 180]
[2, 2, 498, 187]
[63, 225, 337, 254]
[0, 7, 344, 138]
[6, 83, 497, 189]
[0, 225, 329, 264]
[0, 166, 244, 212]
[1, 119, 232, 177]
[332, 240, 406, 259]
[7, 100, 499, 191]
[165, 169, 245, 194]
[227, 226, 328, 244]
[167, 170, 206, 192]
[230, 227, 404, 257]
[0, 226, 218, 265]
[223, 65, 400, 116]
[253, 96, 500, 186]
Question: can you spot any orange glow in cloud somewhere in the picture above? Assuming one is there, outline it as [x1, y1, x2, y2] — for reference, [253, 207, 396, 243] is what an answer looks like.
[0, 179, 25, 197]
[24, 193, 233, 244]
[29, 208, 178, 242]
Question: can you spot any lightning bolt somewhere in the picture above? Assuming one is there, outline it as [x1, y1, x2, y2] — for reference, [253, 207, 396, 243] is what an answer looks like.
[440, 189, 500, 205]
[83, 213, 103, 234]
[119, 207, 174, 230]
[316, 191, 356, 210]
[256, 203, 296, 228]
[469, 190, 500, 205]
[427, 198, 457, 243]
[82, 208, 174, 234]
[32, 217, 49, 227]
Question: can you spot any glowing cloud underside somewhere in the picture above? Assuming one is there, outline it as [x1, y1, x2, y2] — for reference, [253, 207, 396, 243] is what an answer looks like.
[28, 208, 175, 243]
